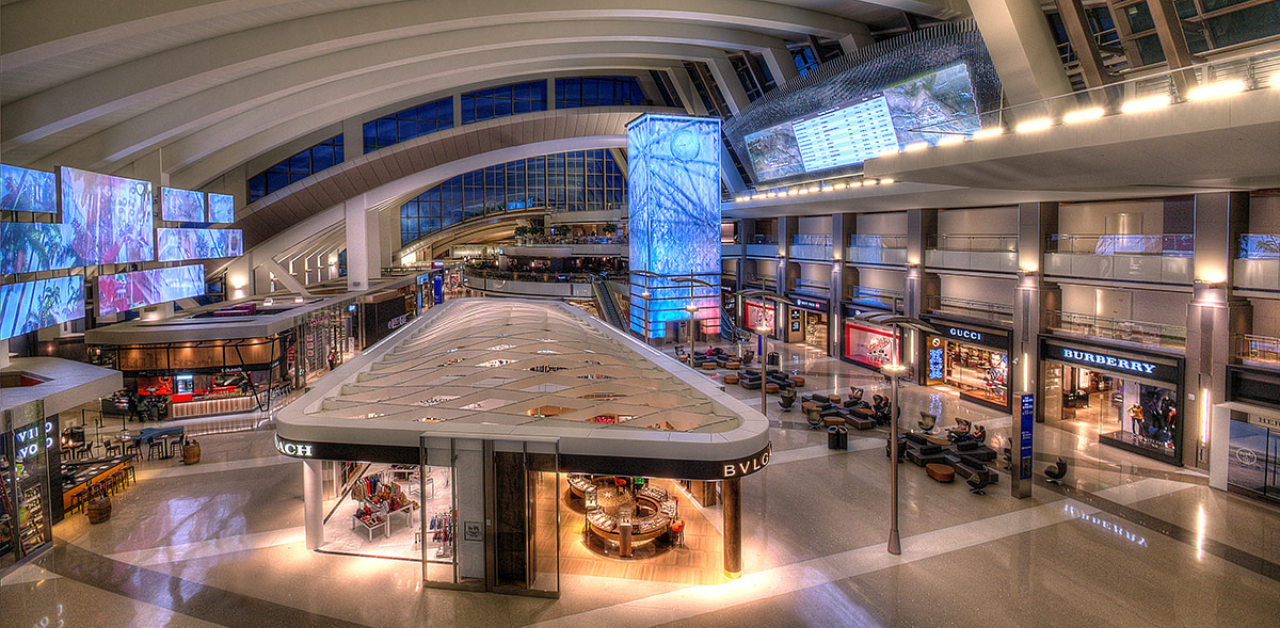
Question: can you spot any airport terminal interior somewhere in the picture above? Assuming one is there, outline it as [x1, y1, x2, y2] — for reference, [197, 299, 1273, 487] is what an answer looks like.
[3, 0, 1280, 626]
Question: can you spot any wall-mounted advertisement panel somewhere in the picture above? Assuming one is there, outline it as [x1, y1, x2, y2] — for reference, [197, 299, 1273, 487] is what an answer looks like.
[0, 223, 80, 274]
[208, 193, 235, 223]
[161, 187, 206, 223]
[0, 276, 86, 340]
[157, 228, 244, 261]
[97, 264, 205, 316]
[1, 164, 58, 213]
[59, 166, 155, 264]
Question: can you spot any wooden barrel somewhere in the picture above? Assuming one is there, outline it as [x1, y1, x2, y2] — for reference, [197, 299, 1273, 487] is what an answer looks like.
[87, 497, 112, 524]
[183, 442, 201, 465]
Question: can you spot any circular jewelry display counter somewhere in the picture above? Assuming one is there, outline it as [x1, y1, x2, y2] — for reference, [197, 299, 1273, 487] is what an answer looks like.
[567, 475, 679, 560]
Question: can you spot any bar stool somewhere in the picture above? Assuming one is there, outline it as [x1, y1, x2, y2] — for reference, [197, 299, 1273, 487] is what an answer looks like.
[123, 464, 136, 485]
[167, 438, 183, 458]
[104, 439, 122, 457]
[147, 440, 163, 460]
[124, 439, 141, 458]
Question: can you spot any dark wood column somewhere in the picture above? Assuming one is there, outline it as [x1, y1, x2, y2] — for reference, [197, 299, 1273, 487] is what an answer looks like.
[722, 477, 742, 578]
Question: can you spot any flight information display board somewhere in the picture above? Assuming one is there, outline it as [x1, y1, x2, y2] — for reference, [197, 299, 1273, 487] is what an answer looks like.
[791, 93, 898, 172]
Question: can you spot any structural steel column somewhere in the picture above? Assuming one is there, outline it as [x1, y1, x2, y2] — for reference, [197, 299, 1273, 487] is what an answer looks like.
[722, 477, 742, 578]
[1016, 202, 1059, 420]
[1055, 0, 1111, 88]
[904, 209, 937, 320]
[1146, 0, 1200, 94]
[969, 0, 1073, 107]
[1184, 192, 1250, 469]
[762, 47, 800, 87]
[707, 55, 752, 116]
[344, 195, 381, 291]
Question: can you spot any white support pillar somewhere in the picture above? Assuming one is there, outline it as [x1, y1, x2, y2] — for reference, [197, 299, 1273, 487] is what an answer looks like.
[546, 78, 556, 109]
[707, 55, 751, 116]
[303, 460, 324, 550]
[968, 0, 1073, 107]
[342, 117, 363, 161]
[0, 339, 10, 369]
[344, 195, 381, 291]
[670, 67, 709, 116]
[762, 47, 800, 88]
[838, 32, 874, 56]
[379, 205, 398, 269]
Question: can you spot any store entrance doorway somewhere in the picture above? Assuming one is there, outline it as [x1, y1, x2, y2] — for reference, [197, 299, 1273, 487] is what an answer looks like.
[803, 311, 827, 351]
[1044, 363, 1180, 462]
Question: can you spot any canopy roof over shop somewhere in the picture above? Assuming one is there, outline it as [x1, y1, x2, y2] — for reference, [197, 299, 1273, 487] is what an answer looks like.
[276, 299, 770, 476]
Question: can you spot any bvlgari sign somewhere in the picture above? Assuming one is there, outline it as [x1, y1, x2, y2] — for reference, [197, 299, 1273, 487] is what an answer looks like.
[722, 445, 771, 478]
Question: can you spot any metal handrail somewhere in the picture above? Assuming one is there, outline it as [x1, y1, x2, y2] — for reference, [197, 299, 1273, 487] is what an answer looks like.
[1046, 233, 1194, 256]
[1239, 234, 1280, 260]
[1047, 309, 1186, 349]
[926, 234, 1018, 252]
[1235, 334, 1280, 365]
[849, 235, 907, 249]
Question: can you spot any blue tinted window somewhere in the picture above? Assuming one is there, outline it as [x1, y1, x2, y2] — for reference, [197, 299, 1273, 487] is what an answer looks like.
[555, 77, 646, 109]
[399, 150, 628, 246]
[247, 135, 344, 202]
[362, 97, 454, 153]
[460, 81, 547, 125]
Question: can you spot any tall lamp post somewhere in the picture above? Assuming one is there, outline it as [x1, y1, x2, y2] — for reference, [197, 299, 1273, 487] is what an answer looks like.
[673, 274, 716, 362]
[757, 322, 771, 413]
[734, 289, 794, 365]
[853, 312, 937, 556]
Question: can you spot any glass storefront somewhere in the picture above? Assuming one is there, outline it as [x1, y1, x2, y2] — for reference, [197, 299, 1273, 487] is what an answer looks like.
[922, 323, 1011, 411]
[787, 296, 829, 353]
[743, 299, 777, 336]
[1226, 418, 1280, 504]
[1041, 340, 1183, 464]
[843, 321, 896, 369]
[1, 401, 55, 573]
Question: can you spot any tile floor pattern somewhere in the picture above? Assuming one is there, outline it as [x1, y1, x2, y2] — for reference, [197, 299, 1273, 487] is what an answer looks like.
[3, 341, 1280, 627]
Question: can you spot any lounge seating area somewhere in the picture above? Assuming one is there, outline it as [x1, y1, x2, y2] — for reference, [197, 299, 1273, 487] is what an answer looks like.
[893, 431, 1000, 495]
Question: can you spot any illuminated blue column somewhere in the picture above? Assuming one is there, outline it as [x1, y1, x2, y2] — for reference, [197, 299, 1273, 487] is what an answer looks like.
[627, 114, 722, 339]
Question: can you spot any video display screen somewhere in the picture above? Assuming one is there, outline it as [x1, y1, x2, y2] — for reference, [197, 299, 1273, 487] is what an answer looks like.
[161, 187, 205, 223]
[742, 64, 979, 182]
[0, 223, 81, 274]
[1, 165, 58, 214]
[97, 264, 205, 316]
[157, 228, 244, 261]
[208, 193, 235, 223]
[0, 276, 86, 340]
[59, 166, 155, 264]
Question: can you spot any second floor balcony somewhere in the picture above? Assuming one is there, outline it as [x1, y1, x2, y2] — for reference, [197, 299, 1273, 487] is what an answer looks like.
[1235, 234, 1280, 292]
[743, 273, 777, 291]
[847, 235, 907, 266]
[790, 234, 834, 261]
[925, 234, 1018, 273]
[1044, 234, 1193, 284]
[1236, 334, 1280, 369]
[790, 278, 831, 297]
[1047, 309, 1186, 352]
[846, 286, 903, 311]
[926, 295, 1014, 325]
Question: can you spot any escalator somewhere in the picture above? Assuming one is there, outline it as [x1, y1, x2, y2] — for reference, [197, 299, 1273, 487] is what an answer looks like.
[591, 276, 625, 329]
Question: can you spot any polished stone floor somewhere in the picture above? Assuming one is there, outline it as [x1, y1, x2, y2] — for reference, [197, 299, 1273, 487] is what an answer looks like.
[3, 340, 1279, 627]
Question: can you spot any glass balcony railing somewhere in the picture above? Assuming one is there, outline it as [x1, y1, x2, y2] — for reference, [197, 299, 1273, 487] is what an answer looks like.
[925, 234, 1018, 273]
[1235, 234, 1280, 291]
[791, 278, 830, 296]
[1047, 309, 1186, 351]
[1235, 334, 1280, 368]
[925, 295, 1014, 324]
[846, 286, 903, 311]
[846, 235, 907, 266]
[1044, 234, 1194, 283]
[743, 273, 777, 290]
[790, 234, 834, 261]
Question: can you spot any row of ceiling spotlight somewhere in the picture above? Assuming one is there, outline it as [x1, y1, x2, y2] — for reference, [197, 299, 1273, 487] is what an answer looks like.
[734, 177, 895, 203]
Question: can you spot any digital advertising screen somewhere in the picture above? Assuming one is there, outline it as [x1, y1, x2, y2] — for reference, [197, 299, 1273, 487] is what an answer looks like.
[59, 166, 155, 264]
[161, 187, 206, 223]
[157, 227, 244, 261]
[1, 164, 58, 214]
[97, 264, 206, 316]
[0, 223, 81, 274]
[208, 193, 235, 223]
[0, 276, 86, 340]
[723, 22, 999, 186]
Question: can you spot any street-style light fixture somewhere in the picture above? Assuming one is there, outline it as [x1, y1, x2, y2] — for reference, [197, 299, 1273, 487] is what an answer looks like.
[734, 289, 794, 365]
[673, 274, 716, 363]
[853, 312, 937, 556]
[757, 322, 771, 413]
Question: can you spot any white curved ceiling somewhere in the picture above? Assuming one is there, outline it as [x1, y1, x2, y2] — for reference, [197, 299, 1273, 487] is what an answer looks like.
[0, 0, 924, 183]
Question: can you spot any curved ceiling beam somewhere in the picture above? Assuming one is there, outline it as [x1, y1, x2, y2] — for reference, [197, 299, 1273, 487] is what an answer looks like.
[7, 22, 768, 166]
[235, 107, 648, 248]
[2, 0, 866, 73]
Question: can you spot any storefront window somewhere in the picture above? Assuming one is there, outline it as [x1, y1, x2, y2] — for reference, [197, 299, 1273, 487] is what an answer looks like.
[1, 406, 54, 571]
[924, 335, 1009, 408]
[321, 462, 440, 562]
[743, 300, 776, 335]
[1227, 420, 1280, 502]
[1053, 363, 1179, 460]
[844, 322, 895, 369]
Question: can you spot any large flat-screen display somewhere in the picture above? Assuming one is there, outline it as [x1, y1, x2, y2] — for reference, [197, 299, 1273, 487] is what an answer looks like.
[157, 228, 244, 261]
[742, 64, 979, 182]
[208, 193, 235, 223]
[724, 21, 999, 186]
[161, 187, 205, 222]
[97, 264, 205, 316]
[0, 276, 86, 340]
[0, 223, 80, 274]
[1, 165, 57, 214]
[59, 166, 155, 264]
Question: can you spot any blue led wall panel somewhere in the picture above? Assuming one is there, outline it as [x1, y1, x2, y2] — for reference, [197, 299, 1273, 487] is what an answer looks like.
[157, 228, 244, 261]
[97, 264, 205, 316]
[626, 114, 721, 339]
[0, 276, 86, 340]
[1, 165, 57, 213]
[0, 223, 81, 274]
[59, 166, 155, 264]
[208, 193, 235, 223]
[161, 187, 205, 222]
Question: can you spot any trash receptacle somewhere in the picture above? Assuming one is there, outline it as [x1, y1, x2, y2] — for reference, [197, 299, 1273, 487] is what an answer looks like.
[837, 426, 849, 450]
[767, 352, 780, 367]
[827, 426, 840, 450]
